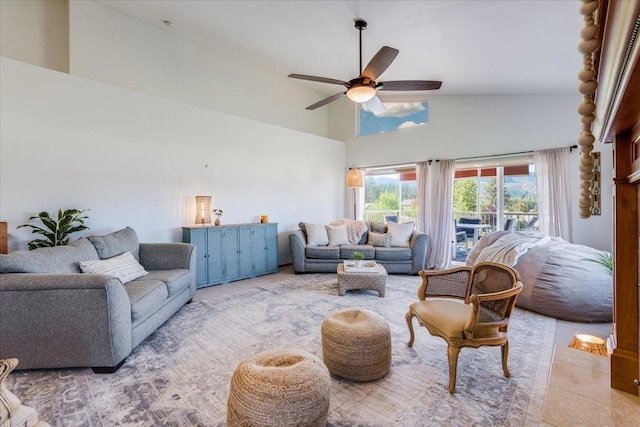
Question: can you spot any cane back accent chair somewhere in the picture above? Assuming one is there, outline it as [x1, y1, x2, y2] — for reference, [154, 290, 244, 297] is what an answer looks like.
[405, 262, 523, 393]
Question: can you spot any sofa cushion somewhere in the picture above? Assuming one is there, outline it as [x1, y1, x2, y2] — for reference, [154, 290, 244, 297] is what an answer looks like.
[387, 222, 415, 247]
[375, 247, 412, 261]
[326, 224, 350, 246]
[340, 245, 375, 260]
[144, 269, 192, 297]
[305, 245, 340, 259]
[89, 226, 140, 260]
[79, 251, 148, 284]
[357, 230, 369, 245]
[125, 279, 169, 323]
[368, 222, 387, 233]
[0, 237, 99, 274]
[305, 223, 329, 246]
[367, 232, 391, 247]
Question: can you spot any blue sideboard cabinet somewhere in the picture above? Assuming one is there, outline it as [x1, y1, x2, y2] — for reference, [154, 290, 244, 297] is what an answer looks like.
[182, 223, 278, 288]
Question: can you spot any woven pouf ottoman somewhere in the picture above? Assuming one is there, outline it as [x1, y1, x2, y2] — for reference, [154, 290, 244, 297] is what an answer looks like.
[321, 308, 391, 382]
[226, 348, 331, 427]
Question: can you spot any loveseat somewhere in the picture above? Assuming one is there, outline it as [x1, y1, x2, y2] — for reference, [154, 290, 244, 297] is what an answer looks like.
[0, 227, 195, 372]
[290, 220, 428, 274]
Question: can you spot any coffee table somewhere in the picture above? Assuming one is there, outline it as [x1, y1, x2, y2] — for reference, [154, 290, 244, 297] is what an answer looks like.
[337, 262, 387, 297]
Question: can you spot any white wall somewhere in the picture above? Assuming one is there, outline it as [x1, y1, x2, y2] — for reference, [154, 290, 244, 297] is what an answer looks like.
[328, 94, 613, 251]
[68, 0, 328, 138]
[0, 58, 345, 262]
[0, 0, 69, 73]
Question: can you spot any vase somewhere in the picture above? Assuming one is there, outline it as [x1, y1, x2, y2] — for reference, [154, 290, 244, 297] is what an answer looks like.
[215, 218, 221, 226]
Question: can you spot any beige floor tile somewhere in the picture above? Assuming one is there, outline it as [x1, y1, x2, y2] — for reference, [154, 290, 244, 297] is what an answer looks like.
[542, 385, 639, 426]
[552, 346, 609, 374]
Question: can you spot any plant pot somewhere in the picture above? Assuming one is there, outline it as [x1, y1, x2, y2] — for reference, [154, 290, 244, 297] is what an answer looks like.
[354, 260, 363, 267]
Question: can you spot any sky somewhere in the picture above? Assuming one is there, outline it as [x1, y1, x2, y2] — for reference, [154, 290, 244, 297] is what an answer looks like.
[359, 102, 428, 136]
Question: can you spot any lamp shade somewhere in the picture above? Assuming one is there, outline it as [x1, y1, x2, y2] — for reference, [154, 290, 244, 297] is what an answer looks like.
[346, 84, 376, 103]
[346, 168, 364, 188]
[195, 196, 212, 225]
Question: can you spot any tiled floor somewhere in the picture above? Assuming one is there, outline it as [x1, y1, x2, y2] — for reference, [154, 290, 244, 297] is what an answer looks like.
[194, 266, 640, 426]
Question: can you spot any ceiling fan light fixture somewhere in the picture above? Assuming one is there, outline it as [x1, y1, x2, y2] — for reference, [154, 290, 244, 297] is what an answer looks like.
[346, 84, 376, 103]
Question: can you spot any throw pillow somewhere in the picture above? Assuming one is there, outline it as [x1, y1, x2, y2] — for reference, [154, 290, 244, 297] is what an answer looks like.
[79, 251, 148, 284]
[88, 226, 140, 260]
[305, 223, 329, 246]
[367, 232, 391, 248]
[369, 222, 387, 233]
[326, 224, 350, 246]
[387, 222, 415, 247]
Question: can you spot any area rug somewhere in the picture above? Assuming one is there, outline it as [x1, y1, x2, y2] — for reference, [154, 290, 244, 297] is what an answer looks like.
[7, 273, 555, 426]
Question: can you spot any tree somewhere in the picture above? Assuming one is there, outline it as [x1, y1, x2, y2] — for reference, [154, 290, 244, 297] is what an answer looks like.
[453, 179, 477, 213]
[366, 190, 399, 211]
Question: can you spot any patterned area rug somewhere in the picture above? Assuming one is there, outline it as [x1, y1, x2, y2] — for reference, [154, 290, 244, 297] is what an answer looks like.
[7, 274, 555, 426]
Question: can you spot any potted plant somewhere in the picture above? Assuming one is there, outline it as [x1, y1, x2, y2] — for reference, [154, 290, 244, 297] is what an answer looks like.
[18, 209, 89, 250]
[585, 251, 613, 276]
[350, 251, 365, 267]
[212, 208, 223, 226]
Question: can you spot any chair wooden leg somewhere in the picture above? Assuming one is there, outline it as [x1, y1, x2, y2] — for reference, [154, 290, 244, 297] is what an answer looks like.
[405, 311, 415, 347]
[447, 346, 460, 393]
[501, 341, 511, 378]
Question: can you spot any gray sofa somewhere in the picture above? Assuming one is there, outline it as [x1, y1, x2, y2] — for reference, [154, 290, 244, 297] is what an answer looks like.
[290, 222, 428, 274]
[0, 227, 195, 373]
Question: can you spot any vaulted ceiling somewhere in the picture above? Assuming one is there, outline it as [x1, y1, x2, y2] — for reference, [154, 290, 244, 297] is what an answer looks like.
[98, 0, 584, 96]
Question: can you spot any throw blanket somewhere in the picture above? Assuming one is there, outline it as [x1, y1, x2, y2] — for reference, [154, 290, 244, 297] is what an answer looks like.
[475, 232, 552, 267]
[328, 219, 368, 244]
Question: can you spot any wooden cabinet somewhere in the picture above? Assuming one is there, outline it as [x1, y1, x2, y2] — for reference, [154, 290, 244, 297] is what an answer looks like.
[593, 0, 640, 396]
[182, 223, 278, 288]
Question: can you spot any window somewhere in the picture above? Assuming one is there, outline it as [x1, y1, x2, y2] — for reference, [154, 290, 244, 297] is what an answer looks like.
[359, 102, 428, 137]
[453, 164, 537, 232]
[363, 167, 417, 223]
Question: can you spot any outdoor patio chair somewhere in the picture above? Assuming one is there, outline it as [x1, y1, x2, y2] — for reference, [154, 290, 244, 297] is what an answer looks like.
[384, 215, 398, 223]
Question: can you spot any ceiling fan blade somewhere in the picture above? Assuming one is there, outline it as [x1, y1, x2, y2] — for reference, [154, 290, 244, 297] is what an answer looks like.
[306, 92, 346, 110]
[365, 95, 385, 116]
[378, 80, 443, 91]
[361, 46, 399, 81]
[288, 74, 348, 86]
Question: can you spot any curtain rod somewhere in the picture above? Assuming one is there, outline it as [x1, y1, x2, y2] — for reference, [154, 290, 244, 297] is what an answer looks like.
[356, 145, 578, 169]
[454, 145, 578, 162]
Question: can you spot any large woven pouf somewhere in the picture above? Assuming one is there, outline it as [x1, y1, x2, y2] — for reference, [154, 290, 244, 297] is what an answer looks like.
[321, 308, 391, 382]
[226, 348, 331, 427]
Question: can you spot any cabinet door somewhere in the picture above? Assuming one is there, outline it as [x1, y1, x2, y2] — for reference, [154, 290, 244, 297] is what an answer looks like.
[253, 225, 268, 275]
[207, 228, 225, 284]
[224, 227, 240, 280]
[266, 224, 278, 272]
[186, 228, 208, 288]
[239, 227, 253, 277]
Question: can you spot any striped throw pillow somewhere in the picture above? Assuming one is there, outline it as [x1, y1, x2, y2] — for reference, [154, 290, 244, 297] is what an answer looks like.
[79, 251, 148, 284]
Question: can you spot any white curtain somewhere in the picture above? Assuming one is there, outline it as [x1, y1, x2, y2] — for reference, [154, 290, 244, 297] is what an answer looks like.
[416, 161, 429, 233]
[534, 147, 573, 242]
[345, 187, 364, 220]
[427, 160, 455, 269]
[417, 160, 455, 270]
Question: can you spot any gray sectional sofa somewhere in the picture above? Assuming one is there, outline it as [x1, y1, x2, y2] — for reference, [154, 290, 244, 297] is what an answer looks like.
[290, 221, 428, 274]
[0, 227, 195, 373]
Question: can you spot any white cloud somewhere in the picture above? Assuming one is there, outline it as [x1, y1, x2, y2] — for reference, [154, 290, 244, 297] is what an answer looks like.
[398, 121, 419, 129]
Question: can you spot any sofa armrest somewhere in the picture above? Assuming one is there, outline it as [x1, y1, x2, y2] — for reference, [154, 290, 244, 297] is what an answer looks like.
[139, 243, 196, 271]
[289, 230, 307, 273]
[410, 231, 428, 274]
[0, 273, 132, 369]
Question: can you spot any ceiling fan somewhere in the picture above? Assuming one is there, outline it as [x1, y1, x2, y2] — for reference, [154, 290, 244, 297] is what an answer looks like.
[288, 19, 442, 114]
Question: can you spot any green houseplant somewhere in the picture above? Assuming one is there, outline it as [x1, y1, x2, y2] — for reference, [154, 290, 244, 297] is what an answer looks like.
[585, 251, 613, 276]
[18, 209, 90, 250]
[350, 251, 365, 267]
